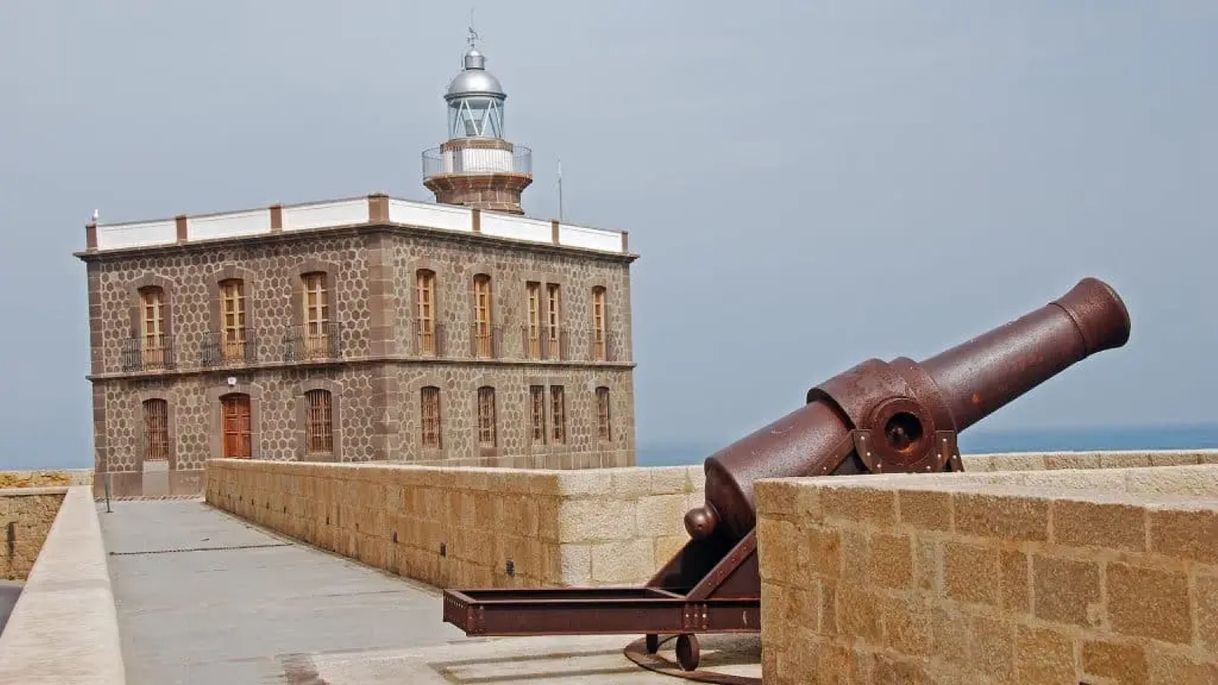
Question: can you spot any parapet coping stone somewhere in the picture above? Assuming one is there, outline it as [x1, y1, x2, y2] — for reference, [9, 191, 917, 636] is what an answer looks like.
[0, 487, 71, 498]
[0, 486, 126, 684]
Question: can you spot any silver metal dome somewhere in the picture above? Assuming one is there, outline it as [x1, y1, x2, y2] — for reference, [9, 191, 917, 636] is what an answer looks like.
[445, 48, 505, 101]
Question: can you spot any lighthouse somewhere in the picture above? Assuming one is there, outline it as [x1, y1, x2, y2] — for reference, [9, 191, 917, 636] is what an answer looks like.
[422, 31, 533, 214]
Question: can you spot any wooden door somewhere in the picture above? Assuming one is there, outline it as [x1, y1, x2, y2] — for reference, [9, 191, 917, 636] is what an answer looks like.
[221, 394, 252, 458]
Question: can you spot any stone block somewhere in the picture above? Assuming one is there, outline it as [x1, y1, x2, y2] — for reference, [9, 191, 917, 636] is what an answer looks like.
[557, 544, 591, 585]
[1107, 563, 1192, 644]
[868, 532, 913, 589]
[1052, 497, 1146, 551]
[634, 494, 687, 537]
[943, 541, 1000, 607]
[555, 470, 613, 498]
[755, 480, 801, 518]
[653, 534, 686, 566]
[1082, 640, 1148, 684]
[1032, 554, 1101, 627]
[590, 539, 652, 584]
[1149, 507, 1218, 565]
[837, 585, 882, 645]
[881, 595, 932, 656]
[954, 492, 1049, 542]
[913, 538, 939, 592]
[967, 615, 1014, 681]
[799, 525, 841, 580]
[610, 468, 652, 498]
[556, 498, 636, 542]
[1014, 625, 1075, 684]
[758, 518, 797, 582]
[1195, 572, 1218, 650]
[821, 485, 896, 526]
[649, 468, 688, 495]
[1147, 647, 1218, 684]
[898, 488, 952, 531]
[999, 549, 1030, 613]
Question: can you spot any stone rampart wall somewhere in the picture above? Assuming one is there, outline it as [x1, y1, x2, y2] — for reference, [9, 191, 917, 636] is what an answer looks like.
[0, 470, 91, 490]
[0, 488, 67, 580]
[205, 458, 703, 588]
[757, 455, 1218, 684]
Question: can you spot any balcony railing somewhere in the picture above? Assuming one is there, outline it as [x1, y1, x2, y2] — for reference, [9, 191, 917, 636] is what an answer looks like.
[470, 324, 503, 359]
[283, 323, 343, 362]
[422, 145, 533, 179]
[413, 321, 447, 358]
[120, 335, 176, 372]
[521, 326, 569, 361]
[201, 331, 260, 367]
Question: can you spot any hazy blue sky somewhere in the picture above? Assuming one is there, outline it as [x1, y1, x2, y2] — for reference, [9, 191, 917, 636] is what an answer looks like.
[1, 2, 1214, 468]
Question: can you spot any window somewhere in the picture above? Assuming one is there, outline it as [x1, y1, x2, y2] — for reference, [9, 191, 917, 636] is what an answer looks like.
[306, 389, 333, 454]
[477, 386, 496, 448]
[421, 386, 442, 449]
[220, 279, 247, 361]
[530, 385, 546, 445]
[416, 269, 436, 355]
[140, 286, 167, 367]
[596, 387, 612, 441]
[143, 399, 169, 461]
[526, 281, 541, 359]
[546, 283, 561, 359]
[550, 385, 566, 444]
[592, 287, 607, 361]
[221, 394, 252, 458]
[473, 274, 493, 358]
[302, 272, 329, 357]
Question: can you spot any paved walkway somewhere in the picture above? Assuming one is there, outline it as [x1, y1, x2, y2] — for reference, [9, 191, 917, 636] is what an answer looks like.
[100, 499, 759, 684]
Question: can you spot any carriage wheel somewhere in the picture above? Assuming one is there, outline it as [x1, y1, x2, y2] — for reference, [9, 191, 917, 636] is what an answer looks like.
[675, 633, 700, 671]
[644, 633, 660, 654]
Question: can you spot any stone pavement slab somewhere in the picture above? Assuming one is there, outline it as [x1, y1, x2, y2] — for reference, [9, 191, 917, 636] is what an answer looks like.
[100, 499, 759, 684]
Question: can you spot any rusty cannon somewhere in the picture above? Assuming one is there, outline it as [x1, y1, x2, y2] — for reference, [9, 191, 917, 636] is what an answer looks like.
[442, 277, 1130, 674]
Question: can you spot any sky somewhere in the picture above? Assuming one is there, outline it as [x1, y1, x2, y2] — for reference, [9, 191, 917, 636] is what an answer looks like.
[0, 2, 1215, 469]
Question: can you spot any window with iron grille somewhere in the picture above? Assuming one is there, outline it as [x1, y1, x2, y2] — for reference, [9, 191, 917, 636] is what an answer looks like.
[473, 274, 493, 358]
[550, 385, 566, 444]
[477, 386, 496, 448]
[530, 385, 546, 444]
[140, 286, 166, 366]
[546, 283, 561, 358]
[592, 286, 607, 361]
[416, 270, 436, 355]
[220, 279, 246, 360]
[421, 386, 442, 448]
[143, 399, 169, 460]
[596, 386, 611, 442]
[302, 272, 329, 356]
[306, 389, 333, 453]
[526, 281, 541, 359]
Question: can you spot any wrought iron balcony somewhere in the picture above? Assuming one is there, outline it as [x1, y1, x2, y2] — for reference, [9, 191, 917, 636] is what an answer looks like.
[413, 321, 447, 358]
[283, 323, 343, 362]
[521, 326, 569, 361]
[470, 323, 503, 359]
[120, 335, 176, 372]
[201, 331, 260, 367]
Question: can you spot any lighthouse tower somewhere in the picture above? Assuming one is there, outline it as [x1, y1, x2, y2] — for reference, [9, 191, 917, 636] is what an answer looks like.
[422, 30, 532, 214]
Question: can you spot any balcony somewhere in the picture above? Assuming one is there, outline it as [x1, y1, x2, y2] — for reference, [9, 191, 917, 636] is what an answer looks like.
[521, 326, 569, 361]
[470, 324, 504, 359]
[120, 335, 176, 372]
[283, 323, 343, 362]
[201, 331, 260, 367]
[421, 145, 532, 180]
[413, 321, 447, 358]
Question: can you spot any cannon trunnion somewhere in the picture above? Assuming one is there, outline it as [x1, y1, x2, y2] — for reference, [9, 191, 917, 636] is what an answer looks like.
[442, 278, 1131, 674]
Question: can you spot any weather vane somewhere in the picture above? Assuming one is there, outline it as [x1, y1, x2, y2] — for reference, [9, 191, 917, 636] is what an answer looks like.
[467, 9, 479, 50]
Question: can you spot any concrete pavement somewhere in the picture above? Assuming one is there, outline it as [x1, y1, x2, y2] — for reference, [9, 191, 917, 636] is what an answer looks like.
[100, 499, 760, 684]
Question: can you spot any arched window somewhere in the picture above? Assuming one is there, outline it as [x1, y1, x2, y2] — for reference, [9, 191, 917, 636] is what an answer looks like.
[545, 283, 562, 359]
[416, 269, 437, 355]
[139, 286, 168, 368]
[526, 281, 541, 359]
[592, 287, 607, 361]
[143, 399, 170, 461]
[301, 272, 330, 358]
[477, 386, 496, 448]
[221, 393, 252, 458]
[219, 278, 247, 361]
[596, 387, 612, 442]
[472, 274, 493, 358]
[306, 389, 333, 454]
[421, 386, 442, 449]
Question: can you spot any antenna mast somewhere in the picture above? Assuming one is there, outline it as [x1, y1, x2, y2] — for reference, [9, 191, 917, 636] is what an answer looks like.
[557, 158, 564, 221]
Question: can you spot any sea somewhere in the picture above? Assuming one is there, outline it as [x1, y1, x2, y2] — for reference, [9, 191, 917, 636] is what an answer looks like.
[635, 423, 1218, 467]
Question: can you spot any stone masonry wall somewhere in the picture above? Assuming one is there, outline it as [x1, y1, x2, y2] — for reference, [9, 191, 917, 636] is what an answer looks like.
[756, 456, 1218, 684]
[206, 458, 703, 589]
[0, 488, 66, 580]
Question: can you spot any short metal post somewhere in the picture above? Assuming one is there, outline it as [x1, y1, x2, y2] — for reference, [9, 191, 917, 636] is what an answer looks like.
[104, 471, 112, 513]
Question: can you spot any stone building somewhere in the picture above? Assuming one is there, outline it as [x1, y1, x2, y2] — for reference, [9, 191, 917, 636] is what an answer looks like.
[78, 39, 637, 497]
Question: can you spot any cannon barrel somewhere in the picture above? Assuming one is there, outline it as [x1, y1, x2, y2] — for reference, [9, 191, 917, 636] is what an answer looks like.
[684, 277, 1131, 543]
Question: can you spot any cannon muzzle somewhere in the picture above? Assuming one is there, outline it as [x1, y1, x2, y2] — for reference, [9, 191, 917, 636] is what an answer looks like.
[685, 277, 1130, 542]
